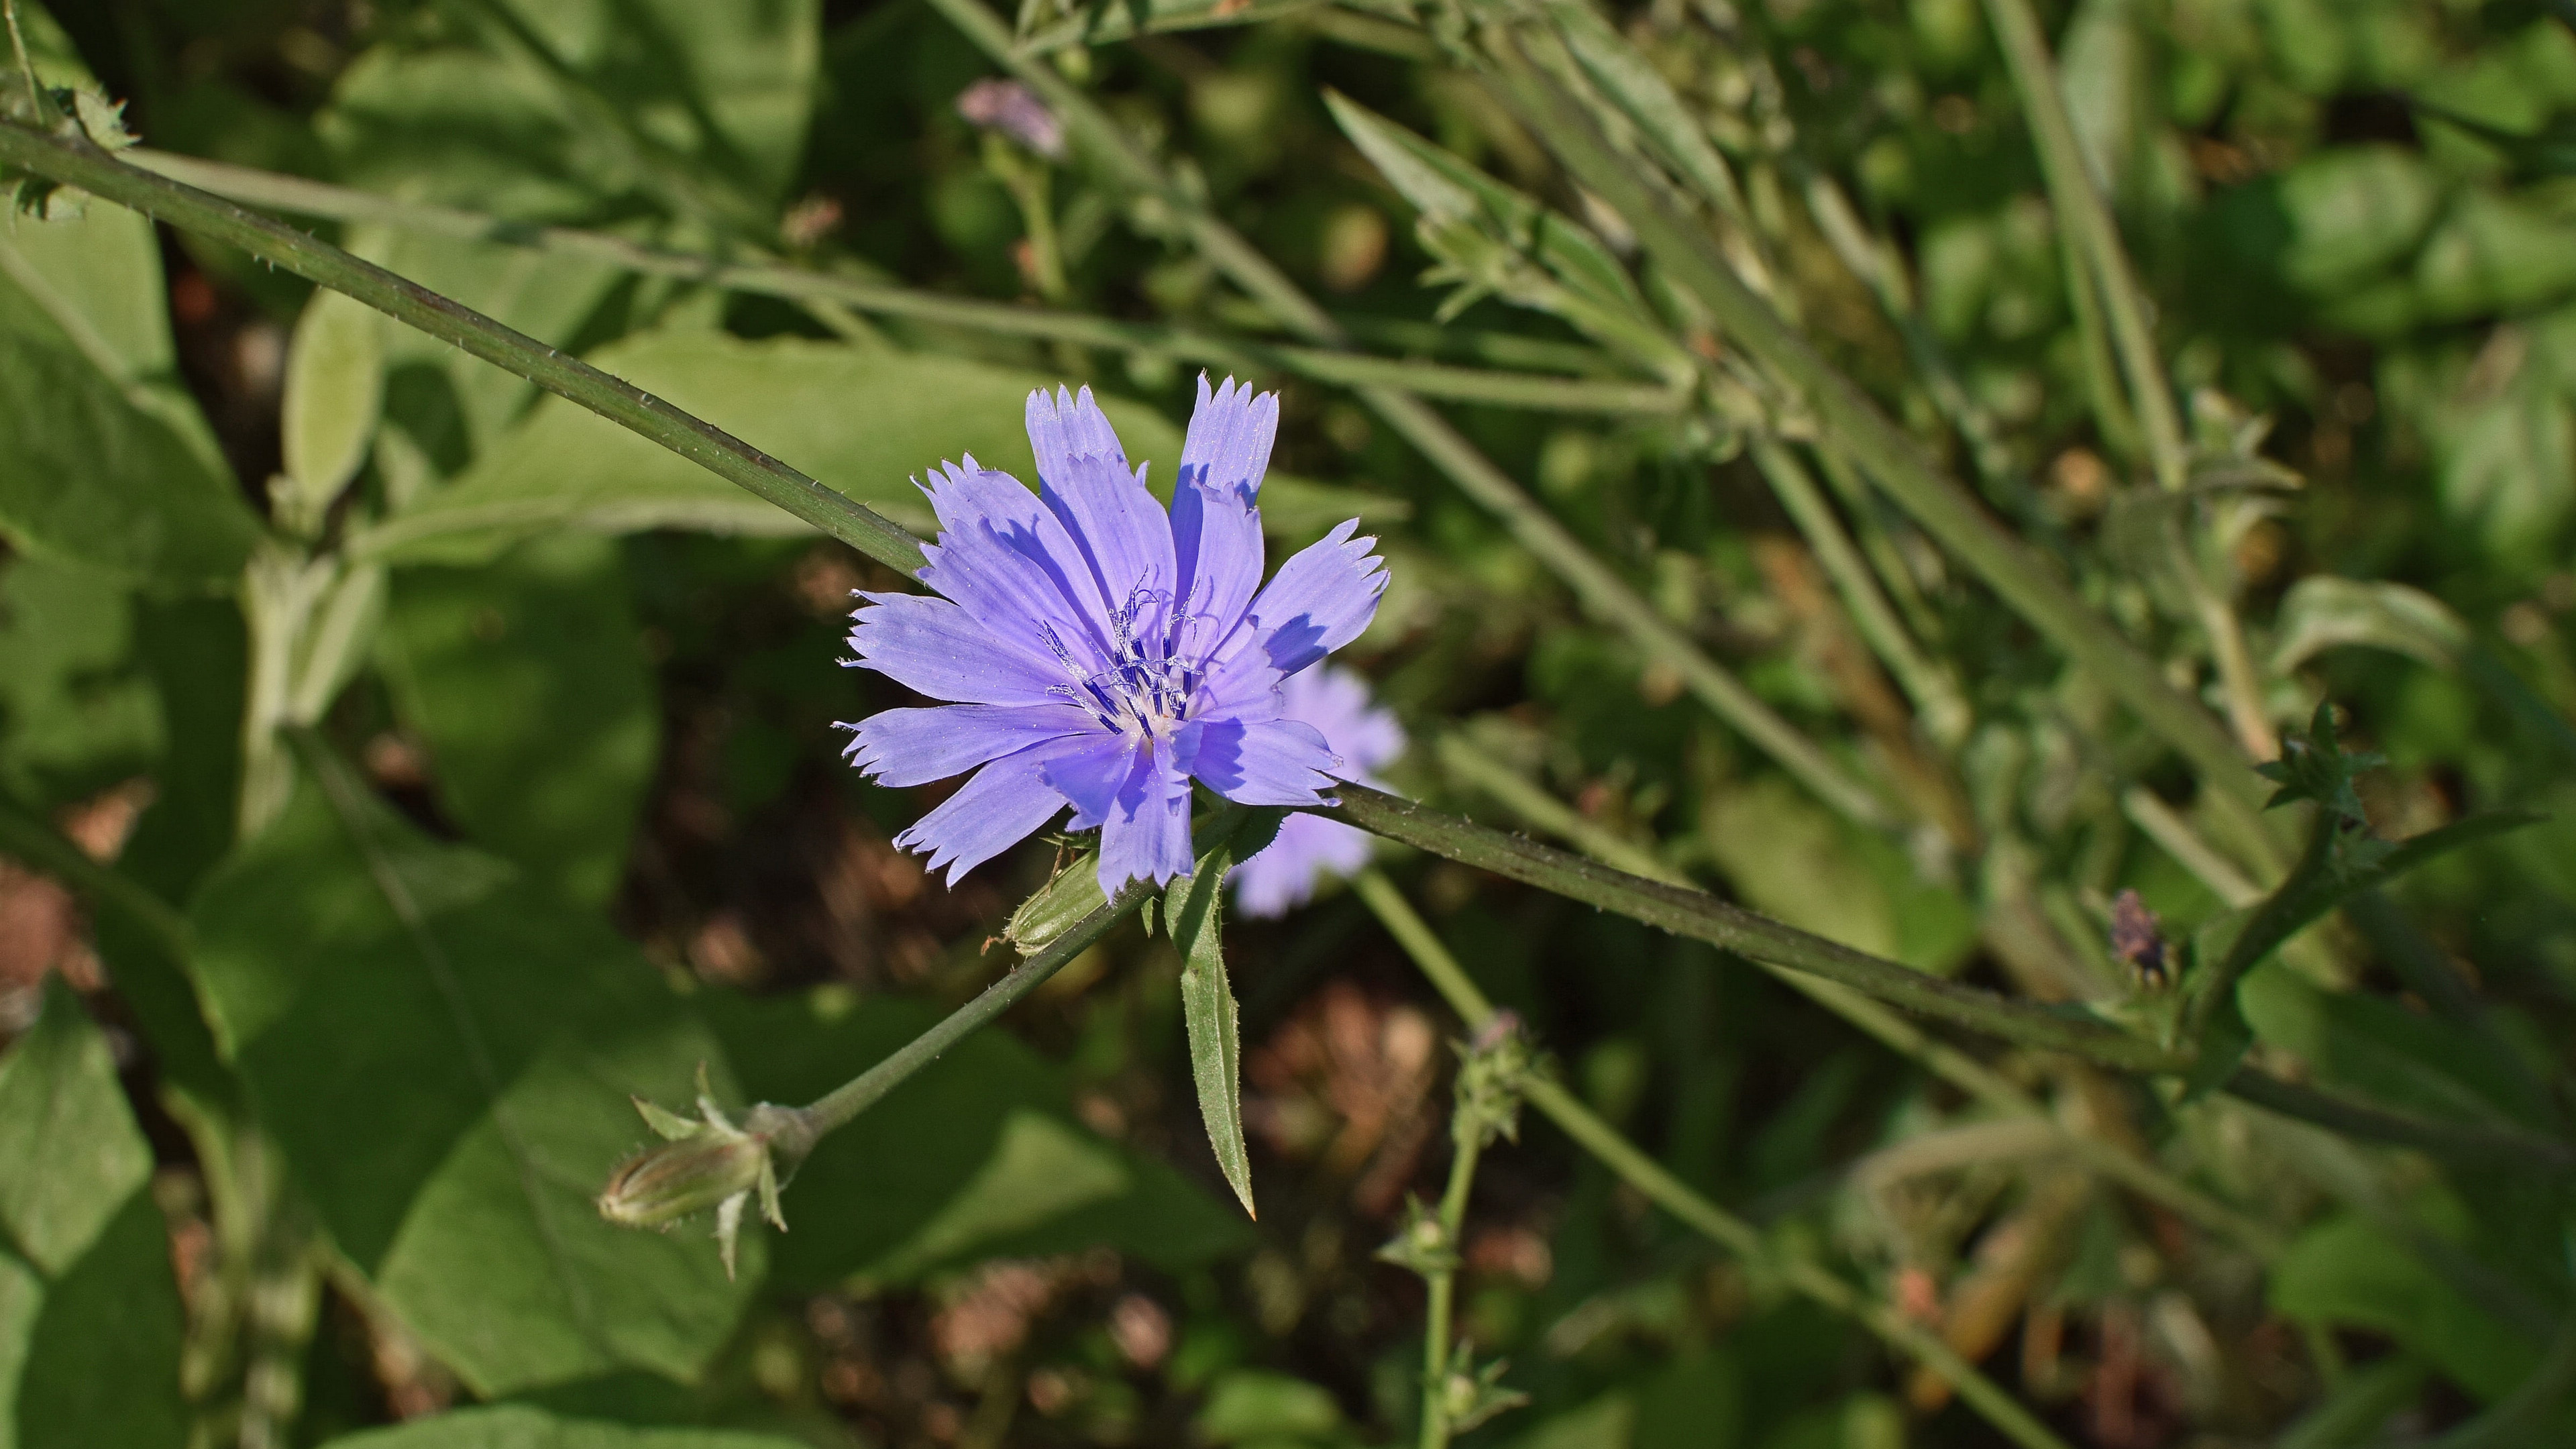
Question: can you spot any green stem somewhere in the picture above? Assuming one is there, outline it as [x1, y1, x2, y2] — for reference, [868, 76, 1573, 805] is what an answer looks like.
[1750, 439, 1970, 747]
[0, 120, 930, 574]
[1417, 1128, 1482, 1449]
[1336, 784, 2180, 1070]
[784, 882, 1155, 1158]
[121, 150, 1680, 417]
[1477, 37, 2271, 824]
[1350, 870, 2076, 1449]
[1977, 0, 2183, 487]
[1980, 0, 2277, 760]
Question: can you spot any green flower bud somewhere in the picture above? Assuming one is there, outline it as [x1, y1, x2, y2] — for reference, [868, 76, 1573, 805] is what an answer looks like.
[596, 1128, 769, 1230]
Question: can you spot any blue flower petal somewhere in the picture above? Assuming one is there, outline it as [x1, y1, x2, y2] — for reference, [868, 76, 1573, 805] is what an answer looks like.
[1171, 376, 1273, 657]
[1026, 388, 1176, 636]
[1181, 716, 1337, 806]
[845, 591, 1068, 707]
[895, 743, 1072, 885]
[1042, 735, 1194, 893]
[1244, 519, 1387, 677]
[843, 702, 1096, 788]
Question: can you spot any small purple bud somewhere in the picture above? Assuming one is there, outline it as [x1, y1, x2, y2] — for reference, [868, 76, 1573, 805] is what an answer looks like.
[956, 78, 1066, 159]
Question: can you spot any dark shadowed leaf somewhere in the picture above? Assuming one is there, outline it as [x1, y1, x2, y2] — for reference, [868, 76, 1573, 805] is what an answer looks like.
[380, 533, 657, 907]
[188, 747, 754, 1396]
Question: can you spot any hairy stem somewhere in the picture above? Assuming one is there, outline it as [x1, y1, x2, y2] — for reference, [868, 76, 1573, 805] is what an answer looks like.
[1416, 1124, 1482, 1449]
[1351, 870, 2076, 1449]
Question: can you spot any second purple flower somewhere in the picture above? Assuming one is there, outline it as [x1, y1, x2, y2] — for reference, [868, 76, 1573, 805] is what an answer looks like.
[841, 377, 1388, 895]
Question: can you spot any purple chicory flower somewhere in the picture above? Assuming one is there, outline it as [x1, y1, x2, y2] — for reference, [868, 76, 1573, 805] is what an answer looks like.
[840, 377, 1389, 896]
[955, 77, 1066, 160]
[1228, 665, 1405, 918]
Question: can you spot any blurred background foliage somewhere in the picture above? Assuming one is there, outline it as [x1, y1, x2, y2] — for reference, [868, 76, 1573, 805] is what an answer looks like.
[1, 0, 2574, 1445]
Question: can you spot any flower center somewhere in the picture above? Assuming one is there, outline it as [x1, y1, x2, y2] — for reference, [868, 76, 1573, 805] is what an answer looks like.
[1048, 579, 1205, 741]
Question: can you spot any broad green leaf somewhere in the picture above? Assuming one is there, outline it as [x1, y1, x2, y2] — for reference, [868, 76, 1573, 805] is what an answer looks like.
[700, 985, 1250, 1289]
[319, 1404, 806, 1449]
[0, 327, 260, 586]
[1195, 1370, 1346, 1444]
[2239, 963, 2557, 1128]
[0, 981, 154, 1275]
[358, 332, 1381, 566]
[2272, 1214, 2536, 1403]
[325, 0, 819, 207]
[2415, 190, 2576, 320]
[380, 533, 656, 907]
[281, 288, 386, 506]
[0, 555, 162, 808]
[0, 981, 188, 1449]
[189, 748, 754, 1396]
[2270, 576, 2468, 673]
[2271, 147, 2443, 294]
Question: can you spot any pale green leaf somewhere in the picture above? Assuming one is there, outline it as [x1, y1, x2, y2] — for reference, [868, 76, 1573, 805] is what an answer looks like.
[2269, 576, 2469, 673]
[282, 287, 386, 503]
[318, 1404, 806, 1449]
[357, 332, 1374, 566]
[0, 982, 152, 1275]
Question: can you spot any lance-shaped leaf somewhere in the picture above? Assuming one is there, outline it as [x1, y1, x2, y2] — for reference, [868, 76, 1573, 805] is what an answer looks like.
[1163, 810, 1284, 1219]
[317, 1403, 810, 1449]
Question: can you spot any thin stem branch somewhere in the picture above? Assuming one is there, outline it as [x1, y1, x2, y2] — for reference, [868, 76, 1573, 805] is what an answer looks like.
[1352, 870, 2077, 1449]
[784, 882, 1155, 1158]
[1750, 439, 1970, 747]
[1978, 0, 2278, 759]
[1478, 36, 2273, 827]
[1416, 1128, 1481, 1449]
[0, 122, 933, 574]
[122, 151, 1685, 417]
